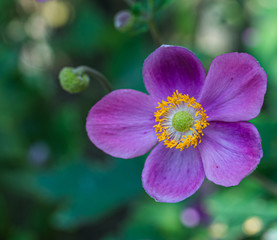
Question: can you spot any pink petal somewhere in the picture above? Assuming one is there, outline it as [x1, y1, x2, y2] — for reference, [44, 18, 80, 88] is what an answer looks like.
[143, 45, 206, 101]
[198, 122, 262, 186]
[199, 52, 267, 122]
[142, 143, 205, 203]
[86, 89, 157, 159]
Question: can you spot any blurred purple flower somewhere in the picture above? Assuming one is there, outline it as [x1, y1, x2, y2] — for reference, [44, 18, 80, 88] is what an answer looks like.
[114, 10, 133, 31]
[181, 207, 200, 228]
[242, 28, 259, 47]
[28, 141, 50, 166]
[86, 45, 267, 203]
[181, 200, 211, 228]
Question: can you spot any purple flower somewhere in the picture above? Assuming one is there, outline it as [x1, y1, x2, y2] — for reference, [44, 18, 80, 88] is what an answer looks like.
[86, 45, 267, 203]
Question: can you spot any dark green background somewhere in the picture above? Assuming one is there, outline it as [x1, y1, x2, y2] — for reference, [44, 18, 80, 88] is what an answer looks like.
[0, 0, 277, 239]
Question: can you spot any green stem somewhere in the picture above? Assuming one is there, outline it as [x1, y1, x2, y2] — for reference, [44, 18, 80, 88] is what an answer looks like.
[147, 19, 162, 47]
[252, 173, 277, 197]
[147, 0, 162, 47]
[76, 66, 113, 93]
[124, 0, 135, 6]
[192, 0, 205, 47]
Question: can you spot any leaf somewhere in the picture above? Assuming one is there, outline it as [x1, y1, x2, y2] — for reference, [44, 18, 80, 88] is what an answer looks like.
[0, 158, 145, 230]
[120, 200, 208, 240]
[205, 179, 277, 239]
[153, 0, 174, 11]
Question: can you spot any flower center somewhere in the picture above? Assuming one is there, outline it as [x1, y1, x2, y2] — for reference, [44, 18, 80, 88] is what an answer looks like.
[153, 90, 209, 151]
[172, 111, 193, 132]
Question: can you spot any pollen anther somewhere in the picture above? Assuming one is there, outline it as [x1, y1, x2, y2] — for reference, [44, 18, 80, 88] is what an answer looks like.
[153, 90, 209, 151]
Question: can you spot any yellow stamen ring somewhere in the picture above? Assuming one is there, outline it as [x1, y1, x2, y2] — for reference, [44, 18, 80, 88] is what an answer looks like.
[153, 90, 209, 151]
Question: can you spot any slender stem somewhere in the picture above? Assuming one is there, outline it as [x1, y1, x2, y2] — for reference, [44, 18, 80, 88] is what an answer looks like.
[252, 173, 277, 197]
[147, 0, 162, 47]
[76, 66, 113, 93]
[192, 0, 205, 47]
[124, 0, 135, 6]
[147, 19, 162, 47]
[236, 0, 250, 52]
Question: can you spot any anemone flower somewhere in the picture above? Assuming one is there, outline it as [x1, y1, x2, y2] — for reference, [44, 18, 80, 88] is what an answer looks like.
[86, 45, 267, 203]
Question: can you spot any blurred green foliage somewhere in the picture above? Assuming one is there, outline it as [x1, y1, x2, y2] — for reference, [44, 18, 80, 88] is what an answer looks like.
[0, 0, 277, 239]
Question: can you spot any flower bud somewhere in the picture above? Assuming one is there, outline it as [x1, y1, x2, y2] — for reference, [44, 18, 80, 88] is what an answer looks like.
[114, 10, 134, 32]
[59, 67, 90, 93]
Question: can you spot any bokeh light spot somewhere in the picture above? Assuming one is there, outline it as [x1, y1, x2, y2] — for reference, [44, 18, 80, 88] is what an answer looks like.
[41, 1, 71, 28]
[242, 216, 263, 236]
[209, 222, 228, 239]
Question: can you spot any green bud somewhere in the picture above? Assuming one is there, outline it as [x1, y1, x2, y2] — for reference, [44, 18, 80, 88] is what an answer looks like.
[59, 67, 90, 94]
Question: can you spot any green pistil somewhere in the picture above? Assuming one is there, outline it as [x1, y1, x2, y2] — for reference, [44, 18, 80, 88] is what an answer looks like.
[172, 111, 193, 132]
